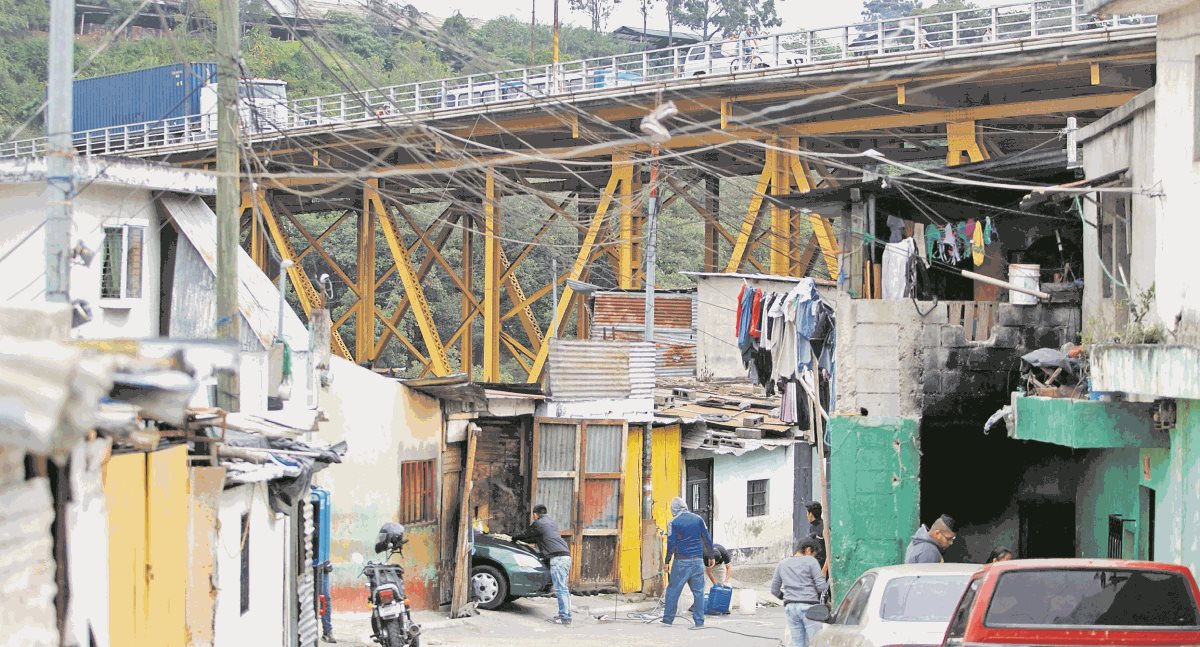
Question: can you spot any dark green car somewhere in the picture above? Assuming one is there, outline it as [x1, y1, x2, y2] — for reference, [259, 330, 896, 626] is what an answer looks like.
[470, 532, 552, 610]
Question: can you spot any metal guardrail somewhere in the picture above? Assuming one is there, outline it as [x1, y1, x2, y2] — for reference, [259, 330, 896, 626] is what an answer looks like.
[0, 0, 1156, 159]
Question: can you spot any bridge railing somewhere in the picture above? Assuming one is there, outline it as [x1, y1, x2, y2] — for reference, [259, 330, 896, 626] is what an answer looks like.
[0, 0, 1156, 159]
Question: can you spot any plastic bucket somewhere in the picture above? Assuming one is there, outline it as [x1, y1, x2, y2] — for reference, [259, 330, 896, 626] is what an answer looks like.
[737, 588, 757, 615]
[1008, 263, 1040, 305]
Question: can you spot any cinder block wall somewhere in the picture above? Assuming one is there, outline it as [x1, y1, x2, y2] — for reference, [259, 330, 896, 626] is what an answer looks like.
[835, 294, 1082, 420]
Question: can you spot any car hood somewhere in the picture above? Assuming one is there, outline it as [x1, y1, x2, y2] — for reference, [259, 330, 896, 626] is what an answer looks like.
[862, 621, 951, 646]
[474, 533, 546, 560]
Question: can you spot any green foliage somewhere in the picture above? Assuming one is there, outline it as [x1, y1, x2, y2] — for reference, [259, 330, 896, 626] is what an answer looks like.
[568, 0, 622, 32]
[860, 0, 921, 21]
[676, 0, 781, 40]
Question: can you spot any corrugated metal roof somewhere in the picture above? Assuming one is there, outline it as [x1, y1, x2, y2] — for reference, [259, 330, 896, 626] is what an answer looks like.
[298, 500, 319, 647]
[0, 477, 58, 645]
[547, 340, 655, 402]
[591, 292, 697, 378]
[160, 195, 309, 351]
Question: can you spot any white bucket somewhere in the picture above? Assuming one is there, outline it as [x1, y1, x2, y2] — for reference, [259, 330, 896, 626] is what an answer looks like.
[1008, 263, 1040, 305]
[737, 588, 757, 615]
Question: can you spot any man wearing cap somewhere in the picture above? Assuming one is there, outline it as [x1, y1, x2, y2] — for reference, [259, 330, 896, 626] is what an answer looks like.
[905, 514, 957, 564]
[662, 497, 714, 629]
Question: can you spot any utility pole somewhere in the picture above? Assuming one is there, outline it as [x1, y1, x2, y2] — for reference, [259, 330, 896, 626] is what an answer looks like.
[530, 0, 536, 66]
[216, 0, 241, 411]
[552, 0, 560, 86]
[643, 145, 659, 344]
[44, 0, 75, 304]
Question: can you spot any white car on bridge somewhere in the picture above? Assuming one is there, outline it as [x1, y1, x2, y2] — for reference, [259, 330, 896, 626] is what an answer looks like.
[680, 40, 806, 77]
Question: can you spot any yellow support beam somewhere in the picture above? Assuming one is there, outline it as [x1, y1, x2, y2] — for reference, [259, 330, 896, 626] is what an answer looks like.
[356, 183, 378, 362]
[808, 213, 840, 279]
[724, 151, 775, 273]
[483, 167, 502, 382]
[769, 140, 792, 275]
[946, 120, 989, 167]
[461, 212, 473, 379]
[497, 245, 544, 354]
[371, 183, 452, 376]
[527, 166, 623, 383]
[256, 193, 352, 359]
[616, 153, 636, 289]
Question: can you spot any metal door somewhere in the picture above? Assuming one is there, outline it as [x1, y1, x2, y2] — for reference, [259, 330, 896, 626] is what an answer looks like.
[685, 458, 713, 530]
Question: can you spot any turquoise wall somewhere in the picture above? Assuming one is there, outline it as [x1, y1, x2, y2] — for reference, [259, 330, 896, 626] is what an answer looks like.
[1075, 448, 1143, 559]
[1153, 400, 1200, 574]
[829, 416, 920, 606]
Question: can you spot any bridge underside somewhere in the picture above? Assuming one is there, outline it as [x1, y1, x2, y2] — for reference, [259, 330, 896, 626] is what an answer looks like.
[160, 35, 1155, 382]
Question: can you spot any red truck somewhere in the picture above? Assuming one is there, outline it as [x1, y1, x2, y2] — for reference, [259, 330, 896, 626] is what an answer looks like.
[942, 559, 1200, 646]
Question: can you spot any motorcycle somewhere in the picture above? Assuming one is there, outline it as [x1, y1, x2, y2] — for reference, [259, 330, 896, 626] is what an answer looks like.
[361, 523, 421, 647]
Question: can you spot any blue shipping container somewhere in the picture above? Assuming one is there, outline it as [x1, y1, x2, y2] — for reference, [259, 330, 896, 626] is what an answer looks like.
[72, 62, 216, 133]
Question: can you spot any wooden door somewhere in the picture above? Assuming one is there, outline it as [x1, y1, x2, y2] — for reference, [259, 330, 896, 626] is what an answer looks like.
[532, 419, 627, 590]
[685, 458, 713, 531]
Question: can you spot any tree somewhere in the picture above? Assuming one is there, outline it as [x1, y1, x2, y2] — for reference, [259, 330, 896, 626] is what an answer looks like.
[568, 0, 621, 32]
[677, 0, 780, 41]
[638, 0, 657, 46]
[664, 0, 682, 45]
[860, 0, 921, 21]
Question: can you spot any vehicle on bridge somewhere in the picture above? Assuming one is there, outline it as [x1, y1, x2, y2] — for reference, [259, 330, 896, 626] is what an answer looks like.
[680, 40, 806, 76]
[437, 68, 642, 109]
[71, 63, 289, 152]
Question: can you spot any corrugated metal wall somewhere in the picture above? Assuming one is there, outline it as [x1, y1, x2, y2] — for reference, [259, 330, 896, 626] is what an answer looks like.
[590, 292, 697, 378]
[548, 340, 656, 402]
[584, 425, 623, 473]
[0, 453, 58, 646]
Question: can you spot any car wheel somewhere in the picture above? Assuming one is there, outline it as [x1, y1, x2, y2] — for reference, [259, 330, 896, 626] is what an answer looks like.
[471, 564, 508, 610]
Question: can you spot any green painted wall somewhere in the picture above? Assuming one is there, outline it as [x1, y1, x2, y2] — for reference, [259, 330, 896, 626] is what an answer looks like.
[828, 415, 920, 606]
[1013, 396, 1167, 449]
[1075, 448, 1142, 559]
[1153, 400, 1200, 574]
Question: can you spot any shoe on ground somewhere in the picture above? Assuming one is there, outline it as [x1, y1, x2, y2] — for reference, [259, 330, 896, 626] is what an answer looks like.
[321, 634, 337, 643]
[688, 624, 705, 630]
[548, 616, 572, 625]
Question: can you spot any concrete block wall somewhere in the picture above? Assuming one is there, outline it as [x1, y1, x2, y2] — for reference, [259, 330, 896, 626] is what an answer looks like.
[837, 295, 1082, 420]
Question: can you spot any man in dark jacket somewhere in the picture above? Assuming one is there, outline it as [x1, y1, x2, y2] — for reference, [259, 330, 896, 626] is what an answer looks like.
[514, 504, 572, 624]
[805, 502, 827, 570]
[663, 497, 714, 629]
[905, 514, 956, 564]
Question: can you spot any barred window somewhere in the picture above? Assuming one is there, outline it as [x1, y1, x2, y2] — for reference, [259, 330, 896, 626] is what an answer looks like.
[400, 459, 435, 524]
[746, 479, 769, 517]
[100, 225, 144, 300]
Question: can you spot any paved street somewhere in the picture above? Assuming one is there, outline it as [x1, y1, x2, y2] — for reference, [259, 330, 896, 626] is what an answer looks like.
[331, 578, 788, 646]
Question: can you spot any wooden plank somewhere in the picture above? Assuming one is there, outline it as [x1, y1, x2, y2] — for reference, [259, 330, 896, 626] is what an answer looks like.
[450, 426, 479, 618]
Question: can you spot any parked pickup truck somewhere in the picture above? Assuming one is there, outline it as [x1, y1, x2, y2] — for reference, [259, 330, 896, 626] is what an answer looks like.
[943, 559, 1200, 647]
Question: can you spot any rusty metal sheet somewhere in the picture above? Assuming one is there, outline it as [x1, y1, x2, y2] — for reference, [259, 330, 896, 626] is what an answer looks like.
[533, 478, 573, 529]
[537, 423, 577, 471]
[592, 292, 695, 330]
[580, 480, 619, 530]
[548, 341, 661, 402]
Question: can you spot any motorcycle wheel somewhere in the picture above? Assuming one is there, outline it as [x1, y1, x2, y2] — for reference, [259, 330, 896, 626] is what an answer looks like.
[384, 618, 408, 647]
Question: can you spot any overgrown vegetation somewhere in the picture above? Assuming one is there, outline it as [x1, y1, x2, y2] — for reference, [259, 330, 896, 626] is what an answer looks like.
[1083, 284, 1167, 346]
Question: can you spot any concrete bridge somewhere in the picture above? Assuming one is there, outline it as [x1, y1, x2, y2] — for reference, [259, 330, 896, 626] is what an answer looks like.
[3, 0, 1158, 381]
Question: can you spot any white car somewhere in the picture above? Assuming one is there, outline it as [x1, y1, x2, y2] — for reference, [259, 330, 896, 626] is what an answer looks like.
[808, 563, 979, 647]
[680, 41, 806, 76]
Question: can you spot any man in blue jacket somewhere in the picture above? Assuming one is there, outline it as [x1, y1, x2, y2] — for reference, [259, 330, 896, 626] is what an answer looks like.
[662, 497, 714, 629]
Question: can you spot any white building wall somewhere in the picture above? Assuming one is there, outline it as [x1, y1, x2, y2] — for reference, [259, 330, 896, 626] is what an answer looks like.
[214, 483, 287, 647]
[1151, 5, 1200, 341]
[692, 446, 795, 564]
[0, 181, 161, 338]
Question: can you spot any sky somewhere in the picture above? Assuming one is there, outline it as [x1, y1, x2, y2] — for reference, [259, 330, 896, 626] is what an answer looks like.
[402, 0, 1021, 36]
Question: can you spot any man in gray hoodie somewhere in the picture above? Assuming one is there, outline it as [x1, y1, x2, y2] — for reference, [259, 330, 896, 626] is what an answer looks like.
[771, 536, 828, 647]
[905, 514, 956, 564]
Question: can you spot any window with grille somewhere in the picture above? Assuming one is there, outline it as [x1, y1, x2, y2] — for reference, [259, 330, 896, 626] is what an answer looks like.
[746, 479, 769, 517]
[400, 459, 435, 524]
[100, 225, 144, 300]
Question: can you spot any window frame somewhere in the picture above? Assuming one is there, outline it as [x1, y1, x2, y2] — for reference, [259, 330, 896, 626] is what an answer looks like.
[99, 224, 145, 305]
[746, 478, 769, 517]
[399, 459, 436, 525]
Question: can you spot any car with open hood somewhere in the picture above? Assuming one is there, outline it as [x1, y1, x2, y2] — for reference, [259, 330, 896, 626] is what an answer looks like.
[470, 532, 552, 610]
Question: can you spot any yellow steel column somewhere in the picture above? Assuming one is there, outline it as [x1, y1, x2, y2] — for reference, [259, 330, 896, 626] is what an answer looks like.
[769, 139, 792, 275]
[483, 168, 502, 382]
[725, 145, 773, 273]
[703, 175, 719, 272]
[528, 167, 622, 383]
[357, 180, 379, 363]
[461, 209, 474, 379]
[616, 153, 636, 289]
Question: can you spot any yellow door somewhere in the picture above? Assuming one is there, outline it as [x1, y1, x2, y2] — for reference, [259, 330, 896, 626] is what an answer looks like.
[105, 451, 147, 646]
[146, 444, 190, 647]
